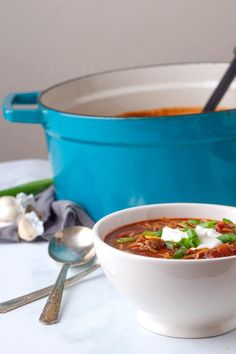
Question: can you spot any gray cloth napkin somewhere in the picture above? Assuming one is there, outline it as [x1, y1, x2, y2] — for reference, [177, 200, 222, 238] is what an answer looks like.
[0, 186, 95, 242]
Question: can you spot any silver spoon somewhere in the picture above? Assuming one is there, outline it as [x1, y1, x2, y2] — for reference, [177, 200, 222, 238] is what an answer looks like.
[0, 263, 100, 313]
[39, 226, 96, 325]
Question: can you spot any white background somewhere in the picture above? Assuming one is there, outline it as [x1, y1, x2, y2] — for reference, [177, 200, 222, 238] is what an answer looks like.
[0, 0, 236, 160]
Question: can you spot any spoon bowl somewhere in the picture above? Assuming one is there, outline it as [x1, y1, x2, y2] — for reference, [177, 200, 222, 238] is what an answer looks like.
[49, 226, 95, 265]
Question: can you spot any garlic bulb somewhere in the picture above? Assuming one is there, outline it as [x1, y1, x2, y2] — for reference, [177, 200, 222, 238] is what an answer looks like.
[0, 194, 44, 240]
[18, 211, 44, 241]
[0, 196, 19, 222]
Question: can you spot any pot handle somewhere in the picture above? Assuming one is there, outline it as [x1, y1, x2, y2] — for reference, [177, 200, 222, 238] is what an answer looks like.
[2, 92, 43, 124]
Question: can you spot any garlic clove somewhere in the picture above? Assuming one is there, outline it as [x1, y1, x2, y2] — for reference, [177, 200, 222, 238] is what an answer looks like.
[0, 196, 19, 223]
[0, 196, 17, 208]
[0, 205, 19, 222]
[18, 217, 38, 241]
[18, 211, 44, 242]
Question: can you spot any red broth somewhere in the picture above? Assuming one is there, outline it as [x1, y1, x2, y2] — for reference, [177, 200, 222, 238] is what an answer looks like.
[105, 218, 236, 259]
[119, 107, 225, 117]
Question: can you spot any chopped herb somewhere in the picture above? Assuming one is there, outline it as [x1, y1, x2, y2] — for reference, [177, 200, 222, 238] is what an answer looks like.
[116, 237, 136, 244]
[217, 233, 236, 243]
[223, 218, 234, 225]
[172, 247, 186, 259]
[179, 227, 189, 232]
[177, 238, 190, 248]
[179, 222, 190, 229]
[199, 221, 217, 228]
[165, 241, 175, 250]
[177, 229, 200, 249]
[186, 228, 197, 239]
[191, 237, 200, 248]
[187, 219, 201, 226]
[142, 230, 162, 237]
[179, 220, 200, 231]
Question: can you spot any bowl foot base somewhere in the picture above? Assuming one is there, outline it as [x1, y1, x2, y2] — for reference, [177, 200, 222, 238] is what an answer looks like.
[137, 311, 236, 338]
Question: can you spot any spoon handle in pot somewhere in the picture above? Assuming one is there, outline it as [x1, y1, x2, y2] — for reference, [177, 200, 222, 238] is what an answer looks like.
[0, 263, 100, 313]
[39, 263, 70, 325]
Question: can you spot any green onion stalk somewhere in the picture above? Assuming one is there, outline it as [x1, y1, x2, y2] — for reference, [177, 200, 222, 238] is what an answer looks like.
[0, 179, 53, 197]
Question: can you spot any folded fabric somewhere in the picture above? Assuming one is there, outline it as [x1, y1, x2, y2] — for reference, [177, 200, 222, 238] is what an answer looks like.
[0, 186, 94, 242]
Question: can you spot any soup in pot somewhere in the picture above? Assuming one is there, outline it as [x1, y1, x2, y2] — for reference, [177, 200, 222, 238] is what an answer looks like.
[105, 217, 236, 259]
[119, 107, 225, 117]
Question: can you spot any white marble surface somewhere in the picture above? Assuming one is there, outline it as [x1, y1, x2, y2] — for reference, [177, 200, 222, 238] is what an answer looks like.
[1, 160, 236, 354]
[0, 159, 52, 189]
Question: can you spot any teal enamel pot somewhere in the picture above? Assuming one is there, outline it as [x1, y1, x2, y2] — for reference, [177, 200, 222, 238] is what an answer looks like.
[3, 63, 236, 221]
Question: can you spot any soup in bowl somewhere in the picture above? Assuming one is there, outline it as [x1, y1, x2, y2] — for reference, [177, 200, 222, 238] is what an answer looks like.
[93, 203, 236, 338]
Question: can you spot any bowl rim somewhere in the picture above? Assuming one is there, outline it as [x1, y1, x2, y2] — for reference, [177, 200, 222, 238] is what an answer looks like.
[92, 202, 236, 264]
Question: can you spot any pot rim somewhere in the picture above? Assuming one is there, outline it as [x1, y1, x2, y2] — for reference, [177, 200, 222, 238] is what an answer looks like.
[39, 61, 234, 120]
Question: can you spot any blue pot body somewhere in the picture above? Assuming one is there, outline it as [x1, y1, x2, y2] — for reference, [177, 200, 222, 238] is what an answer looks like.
[3, 82, 236, 221]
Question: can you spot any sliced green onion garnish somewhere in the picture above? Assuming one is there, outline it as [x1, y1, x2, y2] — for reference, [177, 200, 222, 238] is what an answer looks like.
[177, 229, 200, 249]
[116, 237, 136, 244]
[187, 219, 201, 226]
[142, 230, 162, 237]
[172, 247, 186, 259]
[165, 241, 175, 250]
[186, 228, 197, 239]
[223, 218, 234, 225]
[177, 238, 189, 248]
[217, 233, 236, 243]
[199, 221, 217, 228]
[191, 237, 200, 248]
[179, 222, 189, 229]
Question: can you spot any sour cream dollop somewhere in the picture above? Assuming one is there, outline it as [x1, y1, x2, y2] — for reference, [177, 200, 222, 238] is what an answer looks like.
[161, 225, 223, 249]
[195, 225, 222, 249]
[162, 227, 187, 242]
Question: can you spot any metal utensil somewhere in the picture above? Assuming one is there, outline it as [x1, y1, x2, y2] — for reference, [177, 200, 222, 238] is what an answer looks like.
[203, 47, 236, 112]
[0, 263, 100, 313]
[39, 226, 95, 325]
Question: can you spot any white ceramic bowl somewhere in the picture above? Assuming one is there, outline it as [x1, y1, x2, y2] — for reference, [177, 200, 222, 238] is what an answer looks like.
[93, 203, 236, 338]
